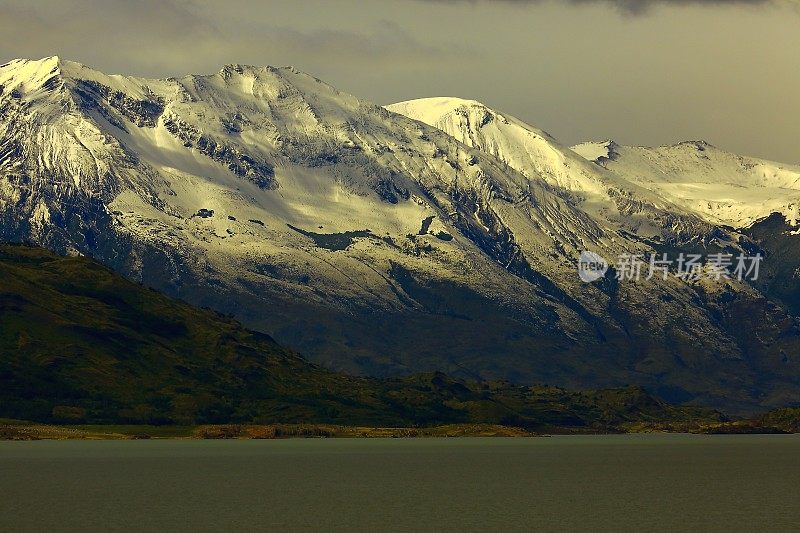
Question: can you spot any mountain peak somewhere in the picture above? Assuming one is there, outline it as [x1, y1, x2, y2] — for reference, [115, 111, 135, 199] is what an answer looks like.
[573, 139, 718, 163]
[1, 55, 61, 75]
[0, 56, 65, 98]
[1, 55, 61, 69]
[219, 63, 277, 75]
[0, 56, 99, 97]
[673, 139, 715, 151]
[571, 140, 619, 163]
[216, 63, 314, 79]
[387, 97, 489, 125]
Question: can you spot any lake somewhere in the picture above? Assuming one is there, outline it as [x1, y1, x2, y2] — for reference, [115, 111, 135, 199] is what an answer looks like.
[1, 434, 798, 532]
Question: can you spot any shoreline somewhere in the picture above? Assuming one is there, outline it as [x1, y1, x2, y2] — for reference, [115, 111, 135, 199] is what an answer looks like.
[0, 422, 541, 441]
[2, 420, 795, 441]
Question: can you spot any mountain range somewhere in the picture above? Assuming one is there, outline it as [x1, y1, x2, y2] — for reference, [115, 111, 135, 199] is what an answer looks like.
[1, 57, 799, 413]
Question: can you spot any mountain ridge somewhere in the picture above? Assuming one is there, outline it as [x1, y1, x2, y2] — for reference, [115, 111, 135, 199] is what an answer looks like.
[571, 138, 800, 227]
[2, 57, 799, 413]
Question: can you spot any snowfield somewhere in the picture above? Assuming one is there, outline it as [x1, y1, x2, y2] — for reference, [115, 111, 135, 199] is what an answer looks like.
[572, 140, 800, 228]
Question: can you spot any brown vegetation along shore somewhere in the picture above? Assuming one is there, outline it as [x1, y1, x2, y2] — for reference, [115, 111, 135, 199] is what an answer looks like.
[3, 413, 799, 441]
[0, 421, 537, 441]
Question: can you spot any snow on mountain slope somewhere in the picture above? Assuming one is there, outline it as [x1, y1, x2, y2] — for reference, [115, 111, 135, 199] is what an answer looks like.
[572, 140, 800, 228]
[388, 97, 603, 193]
[386, 98, 719, 245]
[0, 57, 611, 348]
[2, 58, 800, 412]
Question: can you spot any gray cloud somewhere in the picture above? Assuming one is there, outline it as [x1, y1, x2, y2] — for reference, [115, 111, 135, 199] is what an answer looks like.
[417, 0, 789, 14]
[226, 20, 472, 66]
[0, 0, 797, 163]
[0, 1, 469, 77]
[0, 0, 223, 74]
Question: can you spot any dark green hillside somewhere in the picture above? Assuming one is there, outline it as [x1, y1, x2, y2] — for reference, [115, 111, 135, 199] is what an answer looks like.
[0, 244, 722, 430]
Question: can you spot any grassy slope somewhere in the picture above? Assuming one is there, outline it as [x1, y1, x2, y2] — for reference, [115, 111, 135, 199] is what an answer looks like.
[0, 244, 723, 431]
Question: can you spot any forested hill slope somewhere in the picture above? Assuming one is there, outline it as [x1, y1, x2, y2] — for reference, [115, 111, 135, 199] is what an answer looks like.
[0, 244, 721, 430]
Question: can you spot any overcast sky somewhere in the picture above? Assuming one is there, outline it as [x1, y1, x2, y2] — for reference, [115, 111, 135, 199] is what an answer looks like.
[1, 0, 798, 162]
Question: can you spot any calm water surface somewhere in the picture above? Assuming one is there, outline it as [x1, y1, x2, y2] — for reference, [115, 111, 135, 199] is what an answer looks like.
[1, 434, 798, 532]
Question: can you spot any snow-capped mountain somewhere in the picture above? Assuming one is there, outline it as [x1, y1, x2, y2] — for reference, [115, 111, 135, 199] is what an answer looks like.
[2, 57, 799, 413]
[387, 97, 719, 243]
[572, 140, 800, 228]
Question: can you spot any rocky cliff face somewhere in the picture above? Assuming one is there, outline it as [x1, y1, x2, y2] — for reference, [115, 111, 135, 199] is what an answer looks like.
[1, 57, 798, 413]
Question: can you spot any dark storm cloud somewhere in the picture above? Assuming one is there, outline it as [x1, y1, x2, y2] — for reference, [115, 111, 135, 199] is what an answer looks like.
[573, 0, 775, 14]
[418, 0, 787, 14]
